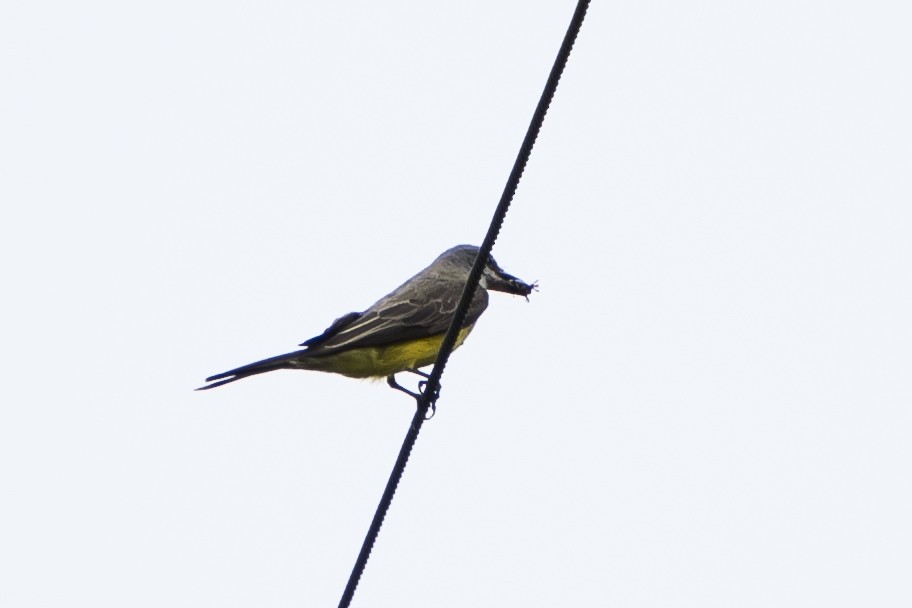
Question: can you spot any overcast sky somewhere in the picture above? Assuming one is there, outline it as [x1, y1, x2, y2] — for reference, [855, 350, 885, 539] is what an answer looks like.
[2, 1, 910, 606]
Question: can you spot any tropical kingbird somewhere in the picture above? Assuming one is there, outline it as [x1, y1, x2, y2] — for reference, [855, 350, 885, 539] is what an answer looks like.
[197, 245, 533, 392]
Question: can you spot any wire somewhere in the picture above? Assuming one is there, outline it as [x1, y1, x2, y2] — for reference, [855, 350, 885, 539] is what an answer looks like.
[338, 2, 590, 606]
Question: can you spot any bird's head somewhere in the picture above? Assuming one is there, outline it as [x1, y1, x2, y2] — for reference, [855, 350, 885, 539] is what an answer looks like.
[438, 244, 535, 298]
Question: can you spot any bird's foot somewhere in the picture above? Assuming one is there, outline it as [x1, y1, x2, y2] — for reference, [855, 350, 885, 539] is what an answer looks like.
[386, 374, 440, 419]
[387, 375, 421, 399]
[418, 380, 440, 419]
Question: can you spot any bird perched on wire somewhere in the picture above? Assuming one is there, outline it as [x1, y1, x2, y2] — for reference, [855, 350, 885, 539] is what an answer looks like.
[197, 245, 534, 395]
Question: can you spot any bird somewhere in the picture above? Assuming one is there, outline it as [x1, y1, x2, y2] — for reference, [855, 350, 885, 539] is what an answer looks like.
[197, 245, 534, 394]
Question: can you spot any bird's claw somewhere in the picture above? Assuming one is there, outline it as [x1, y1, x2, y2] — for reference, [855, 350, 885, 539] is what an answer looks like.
[387, 374, 439, 418]
[417, 381, 440, 419]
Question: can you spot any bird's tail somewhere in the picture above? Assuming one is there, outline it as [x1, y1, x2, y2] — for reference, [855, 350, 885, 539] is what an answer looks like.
[196, 349, 311, 390]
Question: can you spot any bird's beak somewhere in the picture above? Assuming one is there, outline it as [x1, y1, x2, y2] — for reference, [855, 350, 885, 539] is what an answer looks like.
[482, 264, 536, 298]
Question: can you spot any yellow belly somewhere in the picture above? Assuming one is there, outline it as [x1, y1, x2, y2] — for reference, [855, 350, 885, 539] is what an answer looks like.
[297, 325, 475, 378]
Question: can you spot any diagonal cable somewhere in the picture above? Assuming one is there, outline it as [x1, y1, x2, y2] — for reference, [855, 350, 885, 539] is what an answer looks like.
[338, 2, 590, 606]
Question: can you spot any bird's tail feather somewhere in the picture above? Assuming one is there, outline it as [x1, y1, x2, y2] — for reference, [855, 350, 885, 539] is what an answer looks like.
[196, 349, 311, 390]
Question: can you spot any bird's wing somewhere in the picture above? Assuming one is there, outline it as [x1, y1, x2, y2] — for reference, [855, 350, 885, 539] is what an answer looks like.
[299, 311, 362, 347]
[301, 280, 488, 356]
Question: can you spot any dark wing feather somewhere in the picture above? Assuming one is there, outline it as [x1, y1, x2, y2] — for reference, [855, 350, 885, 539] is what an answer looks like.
[300, 311, 362, 347]
[302, 280, 488, 357]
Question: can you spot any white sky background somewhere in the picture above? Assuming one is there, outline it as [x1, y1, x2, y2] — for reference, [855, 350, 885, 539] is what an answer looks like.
[2, 0, 910, 606]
